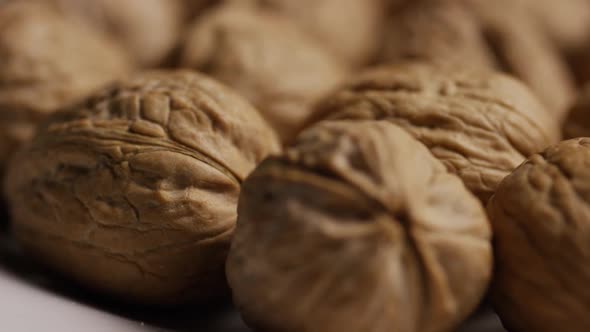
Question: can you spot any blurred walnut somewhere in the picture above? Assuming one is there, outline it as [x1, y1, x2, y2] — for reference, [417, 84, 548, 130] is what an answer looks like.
[3, 71, 280, 304]
[45, 0, 183, 66]
[380, 0, 576, 120]
[233, 0, 385, 66]
[522, 0, 590, 51]
[180, 4, 347, 143]
[488, 138, 590, 332]
[563, 84, 590, 138]
[227, 120, 492, 332]
[308, 62, 559, 202]
[0, 1, 131, 173]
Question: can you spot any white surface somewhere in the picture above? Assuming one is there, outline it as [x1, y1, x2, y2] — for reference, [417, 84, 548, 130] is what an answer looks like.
[0, 268, 160, 332]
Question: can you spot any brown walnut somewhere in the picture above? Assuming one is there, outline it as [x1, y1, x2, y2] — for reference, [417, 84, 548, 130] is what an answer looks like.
[380, 0, 576, 120]
[232, 0, 385, 66]
[308, 62, 559, 202]
[3, 70, 280, 304]
[180, 4, 347, 144]
[0, 1, 131, 173]
[227, 120, 492, 332]
[488, 138, 590, 332]
[44, 0, 184, 66]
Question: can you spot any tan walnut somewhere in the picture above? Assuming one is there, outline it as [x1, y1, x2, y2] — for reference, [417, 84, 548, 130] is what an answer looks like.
[380, 0, 576, 120]
[227, 120, 492, 332]
[308, 62, 559, 202]
[0, 1, 131, 173]
[180, 4, 347, 144]
[488, 138, 590, 332]
[43, 0, 184, 67]
[231, 0, 385, 66]
[3, 70, 280, 305]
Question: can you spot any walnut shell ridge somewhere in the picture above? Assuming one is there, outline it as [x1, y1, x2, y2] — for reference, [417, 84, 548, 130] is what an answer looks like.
[3, 70, 280, 304]
[227, 120, 492, 332]
[0, 1, 131, 172]
[380, 0, 576, 119]
[180, 4, 347, 143]
[488, 138, 590, 332]
[308, 62, 559, 202]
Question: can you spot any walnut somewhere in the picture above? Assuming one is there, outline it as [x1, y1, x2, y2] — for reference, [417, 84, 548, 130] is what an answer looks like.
[232, 0, 385, 66]
[3, 70, 280, 304]
[380, 0, 576, 120]
[227, 120, 492, 332]
[0, 1, 131, 173]
[563, 84, 590, 139]
[44, 0, 184, 66]
[487, 138, 590, 332]
[308, 62, 559, 202]
[522, 0, 590, 51]
[180, 4, 347, 143]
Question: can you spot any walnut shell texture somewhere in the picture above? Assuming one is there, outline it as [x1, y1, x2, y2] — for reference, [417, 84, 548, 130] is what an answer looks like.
[3, 70, 280, 304]
[180, 4, 347, 143]
[488, 138, 590, 332]
[227, 120, 492, 332]
[45, 0, 184, 66]
[0, 1, 131, 171]
[380, 0, 576, 120]
[309, 62, 559, 202]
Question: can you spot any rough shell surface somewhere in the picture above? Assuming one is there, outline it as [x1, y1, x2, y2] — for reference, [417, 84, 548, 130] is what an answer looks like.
[180, 4, 347, 143]
[0, 1, 131, 171]
[227, 120, 492, 332]
[380, 0, 576, 120]
[308, 62, 559, 202]
[488, 138, 590, 332]
[3, 70, 280, 304]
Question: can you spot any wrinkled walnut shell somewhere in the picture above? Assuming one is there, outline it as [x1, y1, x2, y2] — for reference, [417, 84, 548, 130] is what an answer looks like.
[180, 4, 347, 143]
[308, 62, 559, 202]
[3, 70, 280, 304]
[0, 1, 131, 172]
[380, 0, 576, 120]
[488, 138, 590, 332]
[227, 120, 492, 332]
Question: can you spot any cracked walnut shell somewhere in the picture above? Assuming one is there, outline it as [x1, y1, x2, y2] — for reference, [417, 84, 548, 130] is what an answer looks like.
[3, 70, 280, 304]
[308, 62, 559, 202]
[488, 138, 590, 332]
[180, 4, 347, 143]
[0, 1, 131, 173]
[563, 84, 590, 139]
[227, 120, 492, 332]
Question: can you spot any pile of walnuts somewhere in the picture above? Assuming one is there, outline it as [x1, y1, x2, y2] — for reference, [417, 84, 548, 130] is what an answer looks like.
[3, 0, 590, 331]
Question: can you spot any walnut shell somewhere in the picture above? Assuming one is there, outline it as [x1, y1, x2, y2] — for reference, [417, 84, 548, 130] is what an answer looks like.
[233, 0, 384, 66]
[308, 62, 559, 202]
[3, 70, 280, 304]
[487, 138, 590, 332]
[0, 1, 131, 172]
[45, 0, 183, 66]
[227, 120, 492, 332]
[380, 0, 576, 120]
[180, 4, 347, 143]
